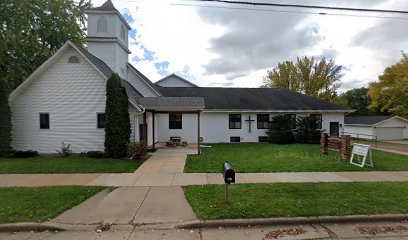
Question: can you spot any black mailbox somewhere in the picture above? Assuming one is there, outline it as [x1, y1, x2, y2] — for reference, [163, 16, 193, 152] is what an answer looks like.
[222, 161, 235, 184]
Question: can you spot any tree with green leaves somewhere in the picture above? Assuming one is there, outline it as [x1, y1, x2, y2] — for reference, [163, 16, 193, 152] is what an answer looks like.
[105, 74, 131, 158]
[368, 53, 408, 118]
[339, 87, 380, 116]
[295, 115, 321, 144]
[266, 115, 295, 144]
[0, 0, 91, 90]
[0, 80, 11, 156]
[261, 56, 343, 102]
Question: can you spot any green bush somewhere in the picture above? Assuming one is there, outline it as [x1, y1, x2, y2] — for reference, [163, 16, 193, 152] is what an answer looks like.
[86, 151, 105, 158]
[266, 115, 295, 144]
[8, 150, 39, 158]
[56, 142, 72, 156]
[0, 80, 11, 156]
[295, 116, 322, 144]
[104, 74, 131, 158]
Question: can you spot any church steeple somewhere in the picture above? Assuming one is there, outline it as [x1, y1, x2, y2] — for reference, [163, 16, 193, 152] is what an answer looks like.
[85, 0, 131, 79]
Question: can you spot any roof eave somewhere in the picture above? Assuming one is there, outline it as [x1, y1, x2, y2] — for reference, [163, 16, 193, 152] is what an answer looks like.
[344, 124, 373, 127]
[143, 107, 204, 112]
[202, 109, 352, 113]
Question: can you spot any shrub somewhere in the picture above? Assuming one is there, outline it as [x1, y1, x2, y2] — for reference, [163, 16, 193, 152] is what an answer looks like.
[266, 115, 295, 144]
[127, 141, 148, 160]
[0, 80, 11, 156]
[86, 151, 106, 158]
[56, 142, 72, 156]
[105, 73, 131, 158]
[295, 115, 322, 144]
[8, 150, 39, 158]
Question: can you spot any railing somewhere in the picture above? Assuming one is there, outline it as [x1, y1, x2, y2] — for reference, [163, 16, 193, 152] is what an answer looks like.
[341, 131, 378, 148]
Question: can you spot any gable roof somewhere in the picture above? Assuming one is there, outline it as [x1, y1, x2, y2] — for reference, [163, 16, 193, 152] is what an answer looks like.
[9, 41, 111, 102]
[9, 40, 142, 112]
[73, 42, 113, 79]
[127, 63, 162, 96]
[155, 73, 199, 87]
[157, 87, 352, 112]
[345, 115, 408, 126]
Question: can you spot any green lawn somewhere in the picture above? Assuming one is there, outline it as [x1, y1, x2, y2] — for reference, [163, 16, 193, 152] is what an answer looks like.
[0, 156, 142, 174]
[0, 186, 105, 224]
[185, 144, 408, 173]
[184, 182, 408, 220]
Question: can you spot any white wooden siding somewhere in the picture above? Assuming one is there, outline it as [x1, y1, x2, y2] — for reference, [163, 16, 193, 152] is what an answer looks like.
[154, 112, 345, 143]
[10, 47, 107, 153]
[156, 113, 198, 143]
[126, 66, 158, 97]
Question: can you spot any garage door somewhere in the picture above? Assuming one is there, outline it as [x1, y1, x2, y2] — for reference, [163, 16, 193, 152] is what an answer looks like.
[375, 127, 404, 140]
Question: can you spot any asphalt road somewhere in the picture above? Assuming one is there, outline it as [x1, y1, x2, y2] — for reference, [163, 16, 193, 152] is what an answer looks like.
[1, 220, 408, 240]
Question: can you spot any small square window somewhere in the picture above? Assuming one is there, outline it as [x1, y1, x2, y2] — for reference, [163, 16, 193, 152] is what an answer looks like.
[229, 114, 241, 129]
[39, 113, 49, 129]
[230, 136, 240, 142]
[97, 113, 105, 129]
[169, 113, 182, 129]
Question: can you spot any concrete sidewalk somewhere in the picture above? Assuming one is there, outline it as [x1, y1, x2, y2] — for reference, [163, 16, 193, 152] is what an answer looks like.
[1, 171, 407, 187]
[50, 186, 197, 225]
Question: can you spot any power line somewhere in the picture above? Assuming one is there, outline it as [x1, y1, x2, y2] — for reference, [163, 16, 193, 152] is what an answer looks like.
[171, 3, 408, 20]
[194, 0, 408, 14]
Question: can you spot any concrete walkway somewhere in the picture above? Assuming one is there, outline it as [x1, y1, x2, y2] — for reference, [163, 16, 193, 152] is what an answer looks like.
[134, 148, 196, 174]
[50, 186, 197, 225]
[1, 171, 408, 187]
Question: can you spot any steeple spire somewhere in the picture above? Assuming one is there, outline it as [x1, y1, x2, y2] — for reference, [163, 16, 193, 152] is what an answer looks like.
[85, 0, 131, 79]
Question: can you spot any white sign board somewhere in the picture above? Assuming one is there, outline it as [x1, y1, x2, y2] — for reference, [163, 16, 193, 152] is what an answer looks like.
[349, 143, 373, 168]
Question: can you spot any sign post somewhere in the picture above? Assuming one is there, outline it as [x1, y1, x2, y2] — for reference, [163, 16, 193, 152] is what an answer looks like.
[349, 143, 373, 168]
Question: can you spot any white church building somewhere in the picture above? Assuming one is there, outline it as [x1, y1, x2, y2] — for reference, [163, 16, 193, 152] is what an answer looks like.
[9, 0, 352, 154]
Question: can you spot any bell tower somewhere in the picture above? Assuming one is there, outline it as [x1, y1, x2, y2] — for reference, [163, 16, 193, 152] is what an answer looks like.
[85, 0, 131, 79]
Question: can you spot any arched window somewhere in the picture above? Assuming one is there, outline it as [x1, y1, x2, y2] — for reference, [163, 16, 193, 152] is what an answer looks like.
[68, 56, 79, 63]
[97, 16, 108, 33]
[120, 25, 126, 40]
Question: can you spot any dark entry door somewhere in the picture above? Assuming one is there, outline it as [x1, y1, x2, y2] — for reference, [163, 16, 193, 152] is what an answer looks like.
[330, 122, 339, 136]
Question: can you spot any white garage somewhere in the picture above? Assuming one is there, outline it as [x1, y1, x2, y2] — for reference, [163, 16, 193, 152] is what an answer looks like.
[344, 116, 408, 140]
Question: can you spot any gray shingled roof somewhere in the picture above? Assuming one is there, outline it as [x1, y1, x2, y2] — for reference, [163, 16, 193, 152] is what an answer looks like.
[345, 116, 393, 125]
[127, 63, 162, 95]
[155, 73, 199, 87]
[73, 42, 143, 100]
[74, 43, 113, 79]
[157, 87, 352, 111]
[135, 97, 205, 109]
[88, 0, 117, 11]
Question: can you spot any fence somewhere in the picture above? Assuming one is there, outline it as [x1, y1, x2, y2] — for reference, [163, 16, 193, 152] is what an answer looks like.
[341, 131, 378, 148]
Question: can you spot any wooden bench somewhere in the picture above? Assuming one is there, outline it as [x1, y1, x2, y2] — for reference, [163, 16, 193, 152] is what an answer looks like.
[170, 136, 182, 146]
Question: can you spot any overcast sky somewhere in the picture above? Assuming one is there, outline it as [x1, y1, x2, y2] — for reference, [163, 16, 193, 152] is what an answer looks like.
[92, 0, 408, 92]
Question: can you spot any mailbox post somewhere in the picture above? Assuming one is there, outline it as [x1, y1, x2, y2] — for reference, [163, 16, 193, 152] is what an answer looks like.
[222, 161, 235, 203]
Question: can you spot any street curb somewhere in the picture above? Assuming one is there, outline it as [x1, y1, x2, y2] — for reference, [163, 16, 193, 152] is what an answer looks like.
[175, 214, 408, 229]
[0, 221, 136, 232]
[0, 222, 64, 232]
